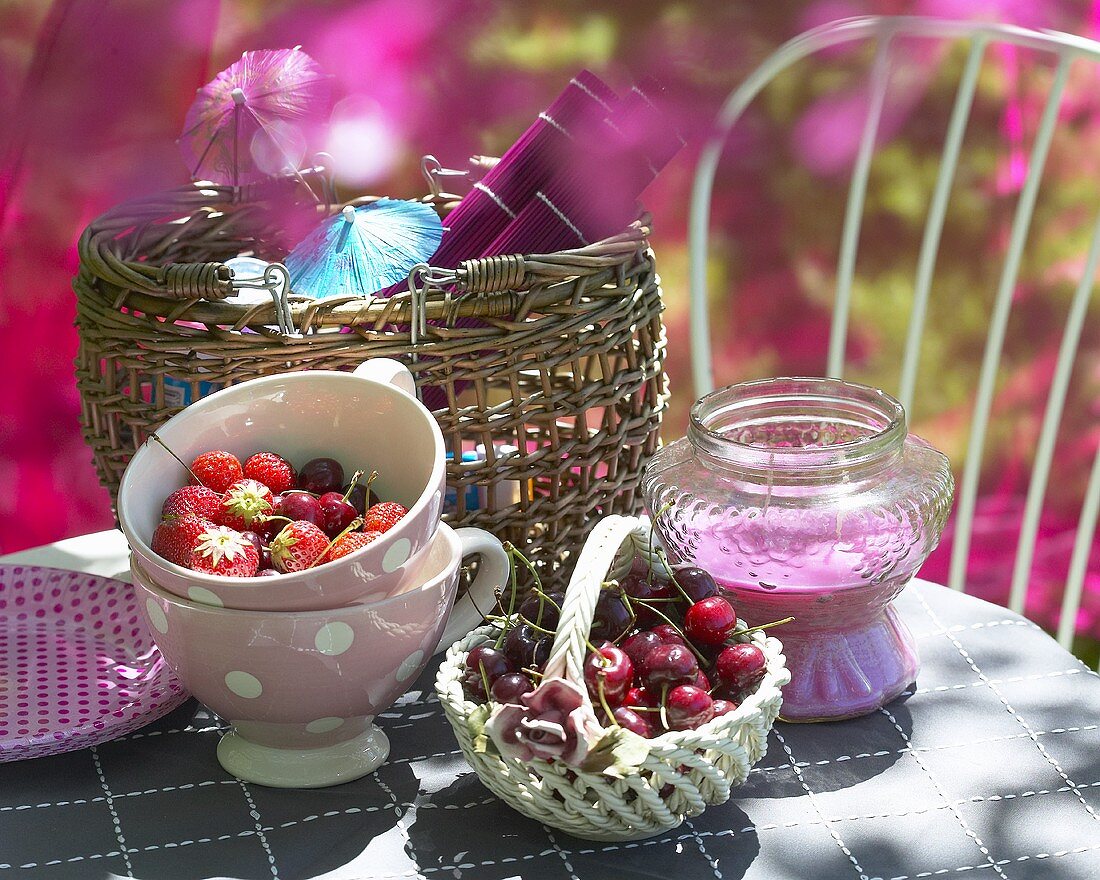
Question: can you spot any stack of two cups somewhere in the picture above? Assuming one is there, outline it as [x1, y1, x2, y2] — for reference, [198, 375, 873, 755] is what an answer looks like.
[118, 360, 509, 788]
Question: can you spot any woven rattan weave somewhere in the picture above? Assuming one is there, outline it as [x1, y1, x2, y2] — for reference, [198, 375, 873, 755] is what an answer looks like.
[73, 173, 668, 585]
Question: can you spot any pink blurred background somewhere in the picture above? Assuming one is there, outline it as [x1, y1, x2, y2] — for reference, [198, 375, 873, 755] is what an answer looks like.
[1, 0, 1097, 649]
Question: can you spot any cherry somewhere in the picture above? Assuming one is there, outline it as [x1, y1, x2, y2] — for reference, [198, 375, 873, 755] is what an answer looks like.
[318, 491, 359, 538]
[651, 624, 687, 647]
[298, 458, 345, 495]
[258, 547, 273, 571]
[256, 568, 280, 577]
[583, 644, 633, 706]
[642, 644, 698, 690]
[590, 590, 631, 643]
[673, 566, 719, 604]
[466, 646, 513, 683]
[693, 670, 711, 692]
[666, 685, 715, 730]
[624, 685, 658, 709]
[342, 482, 380, 516]
[502, 623, 540, 669]
[519, 591, 564, 631]
[621, 630, 662, 671]
[715, 643, 767, 693]
[621, 575, 676, 627]
[461, 671, 488, 702]
[684, 596, 738, 646]
[239, 530, 263, 556]
[255, 498, 285, 541]
[711, 698, 738, 718]
[612, 706, 652, 738]
[490, 672, 534, 703]
[276, 492, 324, 528]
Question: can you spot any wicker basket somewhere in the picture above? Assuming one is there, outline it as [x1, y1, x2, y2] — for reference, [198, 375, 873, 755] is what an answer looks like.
[73, 171, 667, 586]
[436, 515, 790, 841]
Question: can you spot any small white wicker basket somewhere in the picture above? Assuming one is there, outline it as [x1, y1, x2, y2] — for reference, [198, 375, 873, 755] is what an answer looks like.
[436, 515, 790, 841]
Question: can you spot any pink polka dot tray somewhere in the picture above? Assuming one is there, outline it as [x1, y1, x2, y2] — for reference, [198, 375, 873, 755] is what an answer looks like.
[0, 564, 189, 761]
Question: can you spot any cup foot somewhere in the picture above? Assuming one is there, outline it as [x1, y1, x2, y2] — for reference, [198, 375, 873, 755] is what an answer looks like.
[775, 603, 919, 722]
[217, 723, 390, 788]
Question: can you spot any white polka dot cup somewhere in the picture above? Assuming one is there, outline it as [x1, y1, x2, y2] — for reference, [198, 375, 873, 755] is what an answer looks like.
[118, 358, 447, 611]
[131, 522, 509, 788]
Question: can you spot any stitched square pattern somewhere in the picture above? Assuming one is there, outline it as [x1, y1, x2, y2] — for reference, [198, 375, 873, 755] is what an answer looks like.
[2, 581, 1099, 880]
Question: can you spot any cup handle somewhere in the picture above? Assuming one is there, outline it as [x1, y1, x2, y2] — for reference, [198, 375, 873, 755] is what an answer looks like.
[353, 358, 416, 397]
[433, 527, 510, 655]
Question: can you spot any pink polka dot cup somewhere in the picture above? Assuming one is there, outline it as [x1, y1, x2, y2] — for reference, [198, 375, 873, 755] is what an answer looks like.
[118, 359, 447, 611]
[131, 522, 509, 787]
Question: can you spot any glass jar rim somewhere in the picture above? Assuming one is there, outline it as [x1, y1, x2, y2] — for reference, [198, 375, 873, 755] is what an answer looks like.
[687, 377, 906, 477]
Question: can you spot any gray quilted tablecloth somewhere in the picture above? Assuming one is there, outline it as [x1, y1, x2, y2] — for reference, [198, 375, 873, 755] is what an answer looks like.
[2, 579, 1099, 880]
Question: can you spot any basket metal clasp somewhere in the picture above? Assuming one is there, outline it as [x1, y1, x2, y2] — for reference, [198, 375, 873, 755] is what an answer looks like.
[228, 261, 298, 338]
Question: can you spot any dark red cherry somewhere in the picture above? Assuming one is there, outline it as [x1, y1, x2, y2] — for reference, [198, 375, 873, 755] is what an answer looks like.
[612, 706, 652, 738]
[276, 491, 324, 527]
[666, 685, 715, 730]
[502, 623, 540, 669]
[715, 643, 767, 693]
[256, 568, 280, 577]
[239, 530, 263, 556]
[461, 670, 488, 702]
[711, 698, 738, 717]
[519, 591, 563, 631]
[673, 566, 719, 604]
[590, 590, 631, 643]
[583, 644, 633, 705]
[621, 575, 676, 627]
[624, 685, 658, 709]
[683, 596, 738, 646]
[465, 646, 513, 683]
[693, 670, 711, 692]
[651, 624, 687, 647]
[318, 491, 358, 538]
[622, 630, 662, 671]
[298, 458, 345, 495]
[642, 644, 698, 690]
[342, 482, 380, 516]
[490, 672, 534, 703]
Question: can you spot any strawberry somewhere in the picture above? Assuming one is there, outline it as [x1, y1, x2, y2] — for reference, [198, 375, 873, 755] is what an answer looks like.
[216, 479, 274, 531]
[323, 530, 382, 563]
[363, 501, 408, 534]
[270, 520, 330, 573]
[190, 451, 243, 493]
[188, 525, 260, 577]
[152, 515, 214, 566]
[161, 485, 221, 521]
[244, 452, 297, 494]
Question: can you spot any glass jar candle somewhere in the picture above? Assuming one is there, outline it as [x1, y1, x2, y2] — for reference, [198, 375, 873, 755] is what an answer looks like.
[642, 378, 954, 721]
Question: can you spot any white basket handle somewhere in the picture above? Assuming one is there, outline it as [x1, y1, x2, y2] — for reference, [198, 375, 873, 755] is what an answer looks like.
[543, 515, 655, 687]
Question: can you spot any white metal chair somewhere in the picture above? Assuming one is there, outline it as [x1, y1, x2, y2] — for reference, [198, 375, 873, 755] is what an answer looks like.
[688, 16, 1100, 653]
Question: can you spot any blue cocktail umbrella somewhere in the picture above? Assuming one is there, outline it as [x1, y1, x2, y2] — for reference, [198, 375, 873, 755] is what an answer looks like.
[284, 199, 443, 299]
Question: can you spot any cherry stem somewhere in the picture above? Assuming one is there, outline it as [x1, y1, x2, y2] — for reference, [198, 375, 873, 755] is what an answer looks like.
[495, 542, 522, 648]
[659, 683, 670, 731]
[149, 433, 203, 486]
[639, 601, 708, 665]
[507, 543, 544, 596]
[733, 616, 795, 640]
[310, 516, 364, 568]
[645, 500, 675, 584]
[478, 661, 492, 701]
[595, 679, 618, 727]
[341, 470, 365, 504]
[521, 666, 544, 679]
[616, 591, 639, 641]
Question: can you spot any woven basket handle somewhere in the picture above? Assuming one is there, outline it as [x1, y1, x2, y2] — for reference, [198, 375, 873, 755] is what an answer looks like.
[543, 515, 654, 688]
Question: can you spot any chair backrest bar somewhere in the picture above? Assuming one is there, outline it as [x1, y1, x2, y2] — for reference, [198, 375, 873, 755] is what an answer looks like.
[688, 15, 1100, 653]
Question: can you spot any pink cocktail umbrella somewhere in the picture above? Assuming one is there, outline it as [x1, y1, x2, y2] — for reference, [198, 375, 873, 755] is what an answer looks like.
[179, 47, 332, 187]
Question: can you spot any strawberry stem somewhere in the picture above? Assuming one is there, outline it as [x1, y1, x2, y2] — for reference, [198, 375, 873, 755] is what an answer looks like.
[149, 433, 203, 486]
